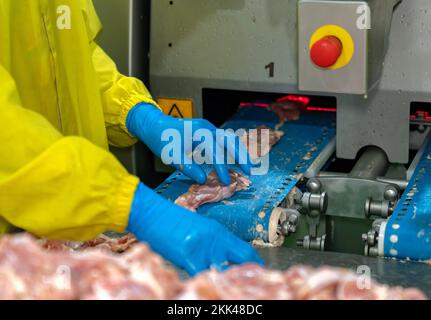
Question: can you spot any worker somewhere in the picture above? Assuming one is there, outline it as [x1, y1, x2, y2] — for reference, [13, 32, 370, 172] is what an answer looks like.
[0, 0, 263, 275]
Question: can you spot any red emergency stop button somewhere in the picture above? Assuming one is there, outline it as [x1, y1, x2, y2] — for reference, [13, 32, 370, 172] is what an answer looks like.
[310, 36, 343, 68]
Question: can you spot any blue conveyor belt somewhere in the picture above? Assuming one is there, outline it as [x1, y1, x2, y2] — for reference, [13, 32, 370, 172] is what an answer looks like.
[384, 137, 431, 260]
[155, 107, 335, 242]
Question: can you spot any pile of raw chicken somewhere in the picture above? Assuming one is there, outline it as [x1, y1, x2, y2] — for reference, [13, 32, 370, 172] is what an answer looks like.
[0, 233, 426, 300]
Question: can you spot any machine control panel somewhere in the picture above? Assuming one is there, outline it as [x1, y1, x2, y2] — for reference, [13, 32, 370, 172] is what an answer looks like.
[298, 0, 368, 94]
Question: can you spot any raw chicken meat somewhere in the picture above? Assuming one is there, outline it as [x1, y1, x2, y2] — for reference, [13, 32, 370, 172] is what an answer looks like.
[39, 233, 138, 254]
[270, 100, 303, 124]
[0, 234, 182, 300]
[239, 125, 284, 159]
[79, 234, 138, 253]
[177, 264, 293, 300]
[0, 235, 426, 300]
[178, 264, 427, 300]
[38, 239, 83, 252]
[175, 170, 251, 212]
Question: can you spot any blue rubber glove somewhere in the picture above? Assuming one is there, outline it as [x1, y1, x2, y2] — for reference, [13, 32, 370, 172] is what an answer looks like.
[127, 183, 265, 275]
[126, 104, 253, 185]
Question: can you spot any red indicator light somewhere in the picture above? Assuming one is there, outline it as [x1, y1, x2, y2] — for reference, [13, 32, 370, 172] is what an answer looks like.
[277, 95, 311, 106]
[410, 111, 431, 120]
[306, 106, 336, 113]
[239, 102, 270, 109]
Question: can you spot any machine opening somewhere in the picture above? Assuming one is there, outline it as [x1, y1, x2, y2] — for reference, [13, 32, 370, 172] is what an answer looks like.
[409, 101, 431, 155]
[410, 101, 431, 128]
[202, 88, 337, 127]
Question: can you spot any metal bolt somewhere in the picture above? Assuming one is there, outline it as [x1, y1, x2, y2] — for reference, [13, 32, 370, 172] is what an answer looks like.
[277, 209, 300, 236]
[319, 235, 326, 251]
[307, 179, 321, 193]
[302, 192, 328, 216]
[367, 231, 376, 246]
[364, 198, 371, 217]
[369, 247, 379, 257]
[384, 186, 399, 201]
[365, 198, 390, 218]
[372, 219, 384, 230]
[320, 192, 328, 212]
[278, 221, 290, 236]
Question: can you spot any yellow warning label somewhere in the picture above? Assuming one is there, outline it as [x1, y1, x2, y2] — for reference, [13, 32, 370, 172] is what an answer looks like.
[157, 98, 193, 119]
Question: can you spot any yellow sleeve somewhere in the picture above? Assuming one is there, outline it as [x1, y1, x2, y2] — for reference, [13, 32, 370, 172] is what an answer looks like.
[0, 64, 139, 241]
[91, 44, 160, 148]
[80, 0, 160, 148]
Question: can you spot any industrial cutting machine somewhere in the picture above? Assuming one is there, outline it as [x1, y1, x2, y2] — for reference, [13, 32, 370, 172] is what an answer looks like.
[149, 0, 431, 263]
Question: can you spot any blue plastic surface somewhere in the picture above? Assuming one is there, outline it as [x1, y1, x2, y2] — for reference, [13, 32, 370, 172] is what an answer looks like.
[384, 137, 431, 260]
[155, 107, 336, 242]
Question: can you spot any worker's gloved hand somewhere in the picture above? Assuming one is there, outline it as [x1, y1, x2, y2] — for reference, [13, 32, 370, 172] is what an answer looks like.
[126, 103, 253, 185]
[127, 183, 265, 275]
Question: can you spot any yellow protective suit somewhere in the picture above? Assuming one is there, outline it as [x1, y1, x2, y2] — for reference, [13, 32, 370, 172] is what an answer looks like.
[0, 0, 159, 239]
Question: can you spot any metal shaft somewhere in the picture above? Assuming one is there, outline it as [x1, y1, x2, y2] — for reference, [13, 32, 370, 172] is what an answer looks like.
[349, 147, 389, 180]
[318, 172, 408, 190]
